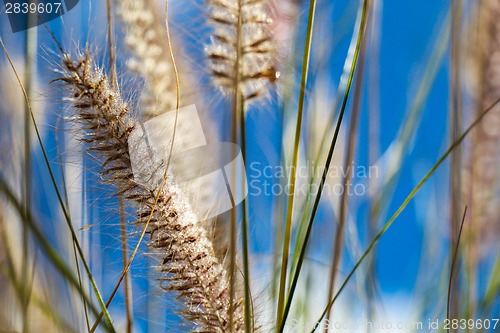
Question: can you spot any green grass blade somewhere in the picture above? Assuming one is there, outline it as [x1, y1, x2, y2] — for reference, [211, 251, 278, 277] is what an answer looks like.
[276, 0, 318, 329]
[229, 2, 244, 330]
[279, 1, 370, 331]
[309, 97, 500, 333]
[240, 105, 253, 332]
[288, 0, 369, 279]
[446, 207, 467, 322]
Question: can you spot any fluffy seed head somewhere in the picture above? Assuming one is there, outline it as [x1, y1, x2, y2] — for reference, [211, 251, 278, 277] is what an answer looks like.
[206, 0, 278, 102]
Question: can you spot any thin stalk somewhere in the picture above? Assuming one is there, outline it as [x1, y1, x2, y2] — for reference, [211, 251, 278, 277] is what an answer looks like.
[227, 1, 248, 331]
[310, 97, 500, 333]
[229, 196, 237, 332]
[279, 1, 370, 330]
[72, 239, 90, 331]
[21, 13, 36, 333]
[324, 15, 368, 327]
[107, 0, 117, 89]
[289, 198, 311, 278]
[308, 3, 366, 191]
[447, 207, 467, 328]
[288, 1, 368, 279]
[229, 135, 238, 333]
[276, 0, 317, 329]
[273, 16, 301, 307]
[0, 38, 116, 333]
[119, 198, 133, 333]
[239, 98, 253, 332]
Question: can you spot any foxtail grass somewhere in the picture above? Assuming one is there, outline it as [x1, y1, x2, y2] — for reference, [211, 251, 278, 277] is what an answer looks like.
[56, 50, 244, 332]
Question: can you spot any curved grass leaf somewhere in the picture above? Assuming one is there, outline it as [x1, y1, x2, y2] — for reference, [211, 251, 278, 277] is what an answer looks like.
[309, 96, 500, 333]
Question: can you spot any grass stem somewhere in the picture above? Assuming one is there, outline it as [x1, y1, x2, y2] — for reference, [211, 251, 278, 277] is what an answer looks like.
[276, 1, 317, 329]
[279, 1, 370, 330]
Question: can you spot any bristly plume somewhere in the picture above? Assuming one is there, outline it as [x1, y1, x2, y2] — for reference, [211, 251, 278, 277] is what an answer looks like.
[463, 0, 500, 257]
[56, 53, 245, 333]
[206, 0, 278, 102]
